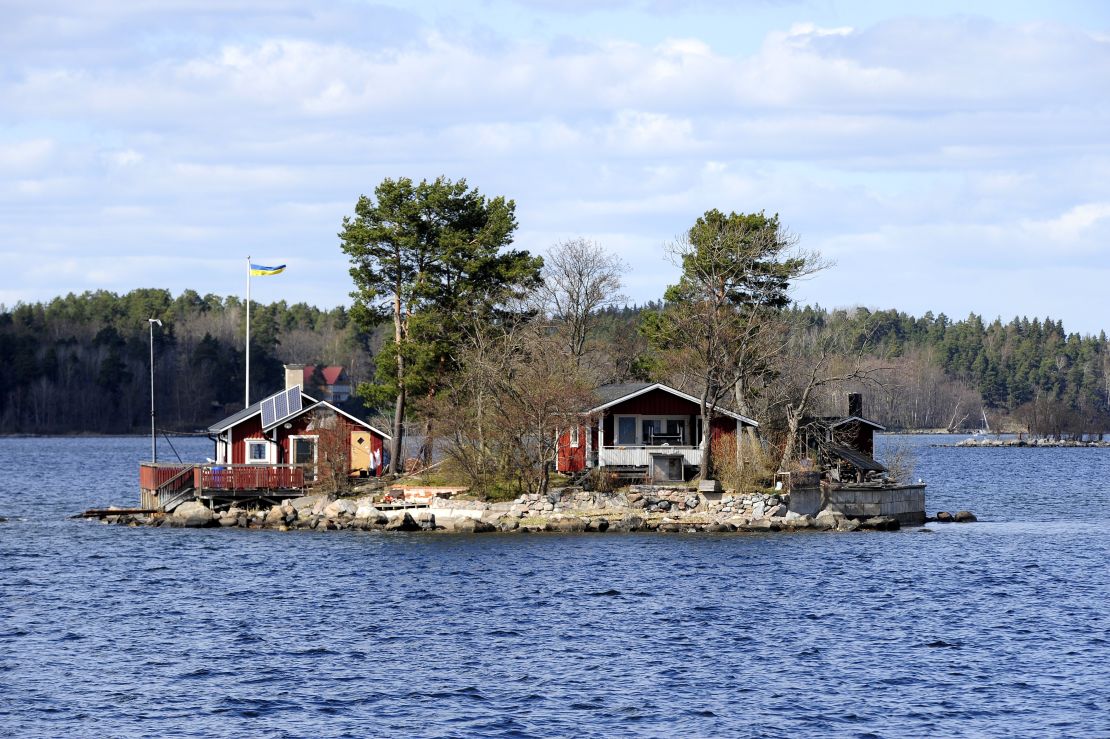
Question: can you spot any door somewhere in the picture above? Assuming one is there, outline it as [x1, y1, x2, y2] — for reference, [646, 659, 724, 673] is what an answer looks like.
[291, 436, 318, 481]
[350, 431, 373, 475]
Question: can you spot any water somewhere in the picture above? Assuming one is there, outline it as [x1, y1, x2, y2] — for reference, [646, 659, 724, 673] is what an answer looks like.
[0, 435, 1107, 738]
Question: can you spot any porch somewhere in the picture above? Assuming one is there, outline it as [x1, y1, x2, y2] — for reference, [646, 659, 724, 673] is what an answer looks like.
[596, 446, 703, 468]
[139, 462, 307, 511]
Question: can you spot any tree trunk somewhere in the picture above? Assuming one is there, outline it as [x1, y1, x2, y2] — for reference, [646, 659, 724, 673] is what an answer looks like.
[699, 390, 713, 480]
[780, 410, 801, 472]
[390, 388, 405, 476]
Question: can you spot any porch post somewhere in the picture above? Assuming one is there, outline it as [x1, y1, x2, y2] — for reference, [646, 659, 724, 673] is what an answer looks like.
[598, 415, 605, 467]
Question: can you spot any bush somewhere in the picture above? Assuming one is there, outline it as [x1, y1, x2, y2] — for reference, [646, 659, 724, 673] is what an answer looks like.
[711, 433, 776, 492]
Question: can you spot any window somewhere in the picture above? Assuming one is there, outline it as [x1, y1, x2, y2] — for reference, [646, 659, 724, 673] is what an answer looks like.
[246, 440, 269, 464]
[642, 419, 685, 445]
[292, 437, 317, 466]
[569, 426, 580, 447]
[616, 416, 637, 445]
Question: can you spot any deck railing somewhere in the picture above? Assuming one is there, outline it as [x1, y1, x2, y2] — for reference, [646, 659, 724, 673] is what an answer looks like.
[196, 464, 305, 493]
[598, 446, 703, 467]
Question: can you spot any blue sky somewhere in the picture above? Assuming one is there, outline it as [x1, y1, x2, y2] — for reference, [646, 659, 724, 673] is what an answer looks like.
[2, 0, 1109, 333]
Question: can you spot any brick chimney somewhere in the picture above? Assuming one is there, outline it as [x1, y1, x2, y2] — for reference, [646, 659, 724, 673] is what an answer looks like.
[848, 393, 863, 418]
[284, 364, 305, 391]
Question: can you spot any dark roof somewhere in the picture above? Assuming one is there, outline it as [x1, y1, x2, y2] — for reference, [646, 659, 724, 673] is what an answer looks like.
[594, 382, 654, 406]
[207, 390, 319, 433]
[823, 442, 887, 472]
[813, 415, 886, 431]
[588, 382, 758, 426]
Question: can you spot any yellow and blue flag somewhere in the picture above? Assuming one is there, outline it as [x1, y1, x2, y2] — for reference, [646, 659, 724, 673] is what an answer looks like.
[250, 263, 286, 276]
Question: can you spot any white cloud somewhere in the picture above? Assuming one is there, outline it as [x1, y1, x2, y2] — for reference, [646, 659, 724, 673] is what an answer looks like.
[1, 6, 1109, 332]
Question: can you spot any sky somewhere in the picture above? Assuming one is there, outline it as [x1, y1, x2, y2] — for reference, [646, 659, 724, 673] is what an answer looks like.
[2, 0, 1109, 334]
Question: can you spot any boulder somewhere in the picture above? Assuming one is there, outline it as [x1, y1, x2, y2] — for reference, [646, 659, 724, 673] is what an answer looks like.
[498, 515, 520, 532]
[264, 506, 285, 525]
[861, 516, 900, 531]
[324, 499, 358, 518]
[684, 496, 700, 510]
[217, 514, 239, 527]
[836, 517, 860, 532]
[706, 522, 734, 533]
[172, 501, 214, 528]
[619, 514, 645, 531]
[384, 512, 422, 532]
[289, 495, 325, 513]
[935, 511, 954, 523]
[815, 509, 845, 530]
[450, 516, 496, 533]
[551, 517, 584, 533]
[954, 510, 978, 523]
[751, 501, 766, 519]
[766, 503, 787, 518]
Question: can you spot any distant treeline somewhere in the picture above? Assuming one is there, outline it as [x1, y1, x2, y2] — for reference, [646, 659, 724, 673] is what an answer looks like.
[1, 289, 1107, 435]
[0, 289, 380, 434]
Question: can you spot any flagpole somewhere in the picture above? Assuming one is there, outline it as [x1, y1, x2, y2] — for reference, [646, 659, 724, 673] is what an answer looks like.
[246, 256, 251, 408]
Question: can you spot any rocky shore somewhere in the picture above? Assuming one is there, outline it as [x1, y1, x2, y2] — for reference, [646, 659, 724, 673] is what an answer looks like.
[90, 485, 975, 534]
[951, 437, 1110, 448]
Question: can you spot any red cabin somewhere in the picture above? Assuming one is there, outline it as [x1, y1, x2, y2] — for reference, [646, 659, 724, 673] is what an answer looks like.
[556, 382, 758, 482]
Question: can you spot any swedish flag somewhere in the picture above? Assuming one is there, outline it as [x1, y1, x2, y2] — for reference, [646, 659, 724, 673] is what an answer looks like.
[250, 263, 286, 276]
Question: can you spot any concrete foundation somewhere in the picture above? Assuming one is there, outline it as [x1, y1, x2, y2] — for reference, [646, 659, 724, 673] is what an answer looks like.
[787, 484, 926, 525]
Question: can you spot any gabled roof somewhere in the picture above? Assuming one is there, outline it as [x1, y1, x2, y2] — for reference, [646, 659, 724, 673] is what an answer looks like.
[588, 382, 758, 427]
[207, 391, 320, 433]
[304, 365, 349, 386]
[262, 399, 391, 440]
[828, 415, 886, 431]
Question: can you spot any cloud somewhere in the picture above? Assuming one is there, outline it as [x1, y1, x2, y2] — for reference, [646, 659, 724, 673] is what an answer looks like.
[1, 6, 1109, 332]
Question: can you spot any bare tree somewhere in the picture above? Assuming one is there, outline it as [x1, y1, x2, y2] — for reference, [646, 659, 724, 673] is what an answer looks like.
[771, 323, 888, 471]
[539, 238, 627, 368]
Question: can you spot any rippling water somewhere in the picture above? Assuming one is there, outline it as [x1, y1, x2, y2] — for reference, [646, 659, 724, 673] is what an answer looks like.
[1, 435, 1108, 738]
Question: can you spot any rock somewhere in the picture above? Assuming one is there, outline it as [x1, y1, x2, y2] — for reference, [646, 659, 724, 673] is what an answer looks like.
[656, 500, 671, 512]
[784, 514, 815, 530]
[936, 511, 954, 523]
[684, 496, 700, 510]
[354, 503, 381, 520]
[264, 506, 285, 525]
[814, 509, 845, 530]
[551, 517, 584, 533]
[324, 499, 358, 518]
[751, 501, 766, 519]
[289, 495, 325, 513]
[861, 516, 900, 531]
[707, 522, 734, 533]
[836, 518, 860, 532]
[954, 510, 977, 523]
[630, 498, 647, 509]
[217, 514, 238, 527]
[384, 512, 421, 531]
[627, 493, 643, 503]
[450, 517, 496, 533]
[498, 515, 520, 532]
[766, 504, 787, 518]
[619, 514, 645, 531]
[171, 501, 214, 528]
[311, 497, 334, 516]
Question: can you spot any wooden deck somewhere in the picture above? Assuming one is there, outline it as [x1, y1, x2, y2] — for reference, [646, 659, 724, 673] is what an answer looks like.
[140, 463, 306, 511]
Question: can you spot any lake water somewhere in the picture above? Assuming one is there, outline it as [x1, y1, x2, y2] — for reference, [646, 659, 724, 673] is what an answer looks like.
[0, 435, 1108, 738]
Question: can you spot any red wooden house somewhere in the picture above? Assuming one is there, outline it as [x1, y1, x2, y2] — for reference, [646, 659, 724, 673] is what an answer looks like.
[556, 382, 758, 482]
[140, 383, 389, 511]
[207, 385, 390, 478]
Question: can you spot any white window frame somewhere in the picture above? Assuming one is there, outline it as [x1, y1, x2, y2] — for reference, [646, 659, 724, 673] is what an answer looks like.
[569, 425, 580, 447]
[245, 439, 273, 464]
[613, 414, 699, 446]
[614, 415, 638, 446]
[289, 435, 319, 467]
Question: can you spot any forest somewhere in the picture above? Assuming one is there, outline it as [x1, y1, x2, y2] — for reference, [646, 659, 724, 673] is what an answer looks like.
[1, 284, 1107, 439]
[2, 176, 1108, 489]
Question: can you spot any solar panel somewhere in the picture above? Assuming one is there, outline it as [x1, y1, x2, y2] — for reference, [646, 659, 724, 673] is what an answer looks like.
[260, 396, 277, 428]
[286, 385, 302, 415]
[274, 391, 289, 421]
[258, 385, 304, 429]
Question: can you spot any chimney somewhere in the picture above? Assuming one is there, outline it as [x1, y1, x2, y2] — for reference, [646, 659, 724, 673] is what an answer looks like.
[284, 364, 305, 391]
[848, 393, 863, 418]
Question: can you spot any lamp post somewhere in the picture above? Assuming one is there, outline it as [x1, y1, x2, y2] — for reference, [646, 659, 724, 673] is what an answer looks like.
[147, 318, 162, 463]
